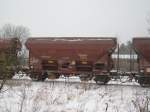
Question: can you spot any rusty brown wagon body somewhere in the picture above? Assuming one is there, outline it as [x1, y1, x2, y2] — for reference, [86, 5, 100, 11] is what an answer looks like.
[25, 37, 116, 83]
[133, 37, 150, 86]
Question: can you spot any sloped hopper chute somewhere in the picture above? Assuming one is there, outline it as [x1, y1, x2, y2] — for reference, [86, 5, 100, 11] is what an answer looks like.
[133, 38, 150, 63]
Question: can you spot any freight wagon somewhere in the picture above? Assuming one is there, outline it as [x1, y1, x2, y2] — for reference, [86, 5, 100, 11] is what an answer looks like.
[133, 37, 150, 86]
[25, 37, 116, 84]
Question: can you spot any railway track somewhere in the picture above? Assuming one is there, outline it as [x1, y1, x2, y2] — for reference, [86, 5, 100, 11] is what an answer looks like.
[2, 78, 142, 88]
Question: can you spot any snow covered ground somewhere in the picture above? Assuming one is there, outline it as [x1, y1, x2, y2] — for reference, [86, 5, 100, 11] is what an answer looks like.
[0, 78, 150, 112]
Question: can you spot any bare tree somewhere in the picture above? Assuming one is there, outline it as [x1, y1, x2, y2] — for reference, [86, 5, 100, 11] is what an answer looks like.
[147, 13, 150, 34]
[119, 41, 134, 54]
[0, 24, 30, 93]
[0, 24, 30, 40]
[1, 24, 30, 64]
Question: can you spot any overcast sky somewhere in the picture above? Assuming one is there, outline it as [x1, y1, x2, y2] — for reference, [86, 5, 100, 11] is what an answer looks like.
[0, 0, 150, 42]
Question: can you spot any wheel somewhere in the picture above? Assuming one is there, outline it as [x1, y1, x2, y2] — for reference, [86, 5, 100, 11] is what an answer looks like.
[29, 71, 43, 81]
[41, 71, 48, 81]
[48, 72, 60, 79]
[94, 75, 110, 85]
[79, 76, 89, 81]
[79, 74, 93, 81]
[137, 76, 150, 87]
